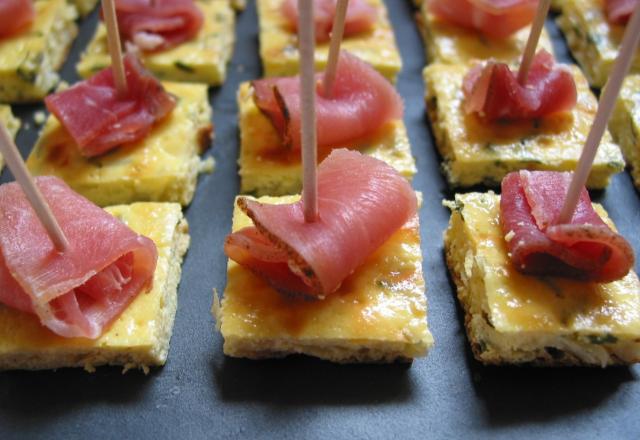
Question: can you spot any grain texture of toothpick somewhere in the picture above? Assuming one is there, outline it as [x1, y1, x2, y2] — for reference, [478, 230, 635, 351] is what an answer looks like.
[323, 0, 348, 96]
[558, 1, 640, 223]
[517, 0, 551, 84]
[299, 0, 318, 222]
[102, 0, 128, 95]
[0, 123, 69, 252]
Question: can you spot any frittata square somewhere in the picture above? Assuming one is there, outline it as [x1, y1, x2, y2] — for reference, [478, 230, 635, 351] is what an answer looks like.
[610, 74, 640, 189]
[444, 192, 640, 366]
[237, 82, 416, 196]
[217, 195, 434, 363]
[257, 0, 401, 82]
[0, 202, 190, 372]
[423, 63, 624, 188]
[76, 0, 235, 85]
[70, 0, 98, 16]
[417, 4, 554, 65]
[0, 105, 21, 173]
[0, 0, 77, 103]
[27, 82, 213, 207]
[557, 0, 640, 88]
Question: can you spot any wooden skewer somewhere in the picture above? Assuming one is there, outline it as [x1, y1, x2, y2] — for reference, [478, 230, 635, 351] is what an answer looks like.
[322, 0, 349, 96]
[102, 0, 128, 95]
[0, 123, 69, 252]
[558, 1, 640, 224]
[517, 0, 551, 84]
[298, 0, 318, 222]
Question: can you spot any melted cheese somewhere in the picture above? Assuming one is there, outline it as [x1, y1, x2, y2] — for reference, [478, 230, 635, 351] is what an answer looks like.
[610, 74, 640, 189]
[237, 82, 416, 196]
[257, 0, 401, 82]
[557, 0, 640, 88]
[424, 63, 624, 188]
[418, 8, 554, 65]
[0, 203, 187, 368]
[220, 195, 433, 362]
[27, 82, 213, 207]
[77, 0, 235, 85]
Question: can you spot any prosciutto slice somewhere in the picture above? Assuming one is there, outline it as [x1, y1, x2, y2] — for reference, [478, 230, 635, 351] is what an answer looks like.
[0, 177, 158, 339]
[252, 51, 403, 150]
[500, 171, 634, 282]
[606, 0, 638, 25]
[45, 54, 176, 158]
[463, 50, 577, 122]
[0, 0, 34, 38]
[108, 0, 203, 52]
[224, 149, 417, 298]
[429, 0, 537, 38]
[281, 0, 377, 42]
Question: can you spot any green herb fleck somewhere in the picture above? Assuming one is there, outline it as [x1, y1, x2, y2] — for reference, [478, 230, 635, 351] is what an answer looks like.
[587, 334, 618, 345]
[174, 61, 195, 73]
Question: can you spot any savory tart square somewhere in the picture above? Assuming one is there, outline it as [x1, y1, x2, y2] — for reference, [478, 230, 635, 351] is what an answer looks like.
[0, 0, 77, 103]
[26, 82, 213, 207]
[610, 74, 640, 189]
[237, 82, 416, 196]
[257, 0, 401, 82]
[71, 0, 98, 16]
[217, 195, 433, 363]
[76, 0, 235, 85]
[0, 105, 21, 173]
[423, 63, 624, 188]
[444, 192, 640, 366]
[556, 0, 640, 88]
[416, 3, 554, 65]
[0, 202, 189, 372]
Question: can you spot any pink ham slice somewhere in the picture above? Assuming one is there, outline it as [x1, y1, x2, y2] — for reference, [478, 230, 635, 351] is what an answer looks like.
[224, 149, 417, 297]
[606, 0, 638, 25]
[252, 51, 403, 151]
[0, 0, 34, 38]
[463, 50, 577, 122]
[108, 0, 203, 52]
[281, 0, 377, 43]
[500, 171, 635, 282]
[45, 54, 176, 158]
[429, 0, 537, 39]
[0, 177, 158, 339]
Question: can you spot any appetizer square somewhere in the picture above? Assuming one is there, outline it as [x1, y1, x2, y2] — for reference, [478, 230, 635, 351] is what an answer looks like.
[417, 4, 554, 65]
[0, 0, 77, 103]
[76, 0, 235, 85]
[218, 195, 434, 363]
[423, 63, 624, 188]
[71, 0, 99, 16]
[26, 82, 213, 207]
[610, 74, 640, 189]
[257, 0, 402, 82]
[444, 192, 640, 366]
[237, 82, 416, 196]
[0, 105, 21, 173]
[0, 202, 189, 372]
[557, 0, 640, 88]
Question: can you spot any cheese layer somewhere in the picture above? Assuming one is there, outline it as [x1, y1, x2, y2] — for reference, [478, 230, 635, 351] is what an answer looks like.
[610, 74, 640, 189]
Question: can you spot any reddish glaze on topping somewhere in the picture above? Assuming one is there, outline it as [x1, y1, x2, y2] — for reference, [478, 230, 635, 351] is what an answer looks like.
[281, 0, 377, 43]
[605, 0, 638, 25]
[106, 0, 203, 52]
[0, 177, 158, 339]
[500, 171, 635, 283]
[463, 50, 577, 122]
[252, 51, 403, 150]
[0, 0, 34, 38]
[428, 0, 537, 39]
[224, 149, 417, 298]
[45, 54, 176, 158]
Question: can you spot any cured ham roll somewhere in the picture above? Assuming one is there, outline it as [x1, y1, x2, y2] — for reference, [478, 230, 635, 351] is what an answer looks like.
[0, 0, 34, 38]
[0, 177, 157, 339]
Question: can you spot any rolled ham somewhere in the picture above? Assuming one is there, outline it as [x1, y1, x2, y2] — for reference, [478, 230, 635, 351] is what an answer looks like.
[605, 0, 638, 25]
[0, 0, 34, 38]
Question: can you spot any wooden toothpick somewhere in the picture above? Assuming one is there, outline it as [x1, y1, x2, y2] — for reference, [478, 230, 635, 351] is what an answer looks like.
[322, 0, 349, 96]
[102, 0, 128, 95]
[298, 0, 318, 222]
[0, 123, 69, 252]
[558, 1, 640, 224]
[517, 0, 551, 84]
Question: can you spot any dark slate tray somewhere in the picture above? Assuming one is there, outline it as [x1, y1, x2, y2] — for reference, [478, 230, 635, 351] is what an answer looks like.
[1, 2, 639, 439]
